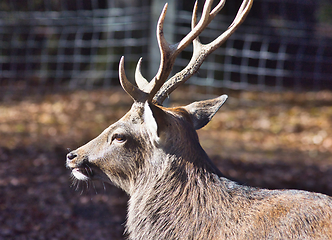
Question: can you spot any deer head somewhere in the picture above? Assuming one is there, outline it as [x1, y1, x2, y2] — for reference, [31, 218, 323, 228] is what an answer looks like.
[66, 0, 253, 194]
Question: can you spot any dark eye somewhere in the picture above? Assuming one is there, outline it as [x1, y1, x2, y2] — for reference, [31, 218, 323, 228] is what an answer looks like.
[112, 133, 126, 143]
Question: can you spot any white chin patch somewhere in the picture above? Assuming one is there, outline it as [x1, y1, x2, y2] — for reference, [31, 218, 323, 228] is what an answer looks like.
[72, 169, 89, 181]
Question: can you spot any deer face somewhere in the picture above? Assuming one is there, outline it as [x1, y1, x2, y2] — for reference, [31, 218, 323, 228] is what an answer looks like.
[66, 101, 157, 192]
[66, 96, 227, 193]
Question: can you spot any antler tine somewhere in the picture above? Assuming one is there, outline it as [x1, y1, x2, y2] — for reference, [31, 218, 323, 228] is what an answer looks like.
[143, 0, 229, 103]
[153, 0, 253, 105]
[191, 1, 202, 49]
[230, 0, 251, 28]
[176, 0, 215, 53]
[119, 56, 148, 102]
[119, 4, 170, 102]
[191, 1, 199, 30]
[135, 57, 149, 90]
[143, 3, 175, 100]
[210, 0, 226, 18]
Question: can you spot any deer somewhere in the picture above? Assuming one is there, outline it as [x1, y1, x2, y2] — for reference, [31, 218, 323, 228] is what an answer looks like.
[66, 0, 332, 239]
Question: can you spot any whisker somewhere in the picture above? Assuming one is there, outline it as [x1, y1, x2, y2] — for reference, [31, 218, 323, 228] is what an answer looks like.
[80, 182, 86, 195]
[92, 181, 98, 195]
[86, 165, 93, 177]
[76, 181, 81, 192]
[70, 174, 80, 191]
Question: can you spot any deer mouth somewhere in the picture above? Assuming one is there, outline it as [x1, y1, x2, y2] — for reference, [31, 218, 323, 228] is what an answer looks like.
[70, 163, 112, 184]
[70, 162, 95, 181]
[72, 167, 90, 181]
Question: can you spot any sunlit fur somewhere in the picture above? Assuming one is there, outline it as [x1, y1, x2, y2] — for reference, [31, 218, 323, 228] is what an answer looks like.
[67, 100, 332, 239]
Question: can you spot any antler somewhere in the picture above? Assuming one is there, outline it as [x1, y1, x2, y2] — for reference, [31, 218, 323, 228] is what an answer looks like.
[119, 0, 253, 104]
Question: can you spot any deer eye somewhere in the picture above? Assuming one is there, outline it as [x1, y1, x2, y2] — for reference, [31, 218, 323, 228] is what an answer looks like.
[112, 133, 126, 143]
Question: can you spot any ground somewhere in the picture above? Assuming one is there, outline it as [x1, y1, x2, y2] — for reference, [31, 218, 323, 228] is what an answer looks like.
[1, 87, 332, 239]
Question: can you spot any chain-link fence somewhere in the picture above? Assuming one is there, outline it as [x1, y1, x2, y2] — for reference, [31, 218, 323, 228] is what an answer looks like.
[0, 0, 332, 98]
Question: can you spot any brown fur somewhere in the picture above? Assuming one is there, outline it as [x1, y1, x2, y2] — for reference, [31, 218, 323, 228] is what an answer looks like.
[67, 101, 332, 239]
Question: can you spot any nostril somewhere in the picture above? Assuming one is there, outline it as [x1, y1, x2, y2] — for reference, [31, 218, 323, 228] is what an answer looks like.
[67, 152, 77, 160]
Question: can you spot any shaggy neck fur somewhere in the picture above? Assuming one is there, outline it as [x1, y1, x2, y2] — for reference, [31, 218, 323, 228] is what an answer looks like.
[126, 149, 254, 240]
[126, 152, 332, 240]
[125, 113, 254, 239]
[124, 125, 332, 240]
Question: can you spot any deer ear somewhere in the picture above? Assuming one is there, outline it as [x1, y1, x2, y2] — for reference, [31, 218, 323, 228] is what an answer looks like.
[184, 95, 228, 130]
[143, 101, 167, 142]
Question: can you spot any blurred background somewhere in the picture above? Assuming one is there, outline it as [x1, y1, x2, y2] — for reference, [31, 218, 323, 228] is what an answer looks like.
[1, 0, 332, 239]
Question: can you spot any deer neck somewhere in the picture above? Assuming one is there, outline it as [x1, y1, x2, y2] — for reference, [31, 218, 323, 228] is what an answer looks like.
[126, 146, 244, 239]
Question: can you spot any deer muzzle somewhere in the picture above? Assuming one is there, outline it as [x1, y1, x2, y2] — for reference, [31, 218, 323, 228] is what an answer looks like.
[66, 151, 92, 181]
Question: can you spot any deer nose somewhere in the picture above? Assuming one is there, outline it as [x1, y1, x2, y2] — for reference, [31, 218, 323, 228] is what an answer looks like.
[67, 152, 77, 161]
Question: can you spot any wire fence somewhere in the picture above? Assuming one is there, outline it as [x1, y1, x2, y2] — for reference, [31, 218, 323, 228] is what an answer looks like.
[175, 0, 332, 91]
[0, 0, 152, 97]
[0, 0, 332, 98]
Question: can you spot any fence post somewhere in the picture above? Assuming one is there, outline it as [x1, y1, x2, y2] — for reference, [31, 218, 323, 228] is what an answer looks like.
[149, 0, 176, 80]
